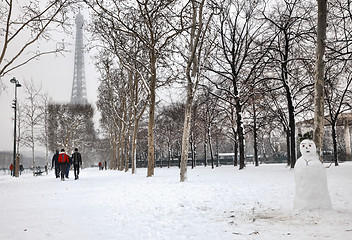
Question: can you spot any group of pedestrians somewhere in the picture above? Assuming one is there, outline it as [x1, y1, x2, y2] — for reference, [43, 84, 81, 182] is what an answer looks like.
[9, 163, 24, 176]
[52, 148, 82, 181]
[98, 161, 107, 170]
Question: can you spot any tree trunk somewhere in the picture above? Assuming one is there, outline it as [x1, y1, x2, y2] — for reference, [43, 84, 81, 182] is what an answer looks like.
[216, 137, 219, 167]
[193, 140, 197, 168]
[286, 129, 291, 166]
[147, 51, 157, 177]
[236, 103, 245, 170]
[125, 135, 131, 172]
[167, 141, 171, 168]
[281, 28, 297, 169]
[190, 132, 195, 169]
[331, 122, 339, 166]
[45, 147, 49, 175]
[204, 131, 207, 167]
[120, 120, 126, 171]
[113, 129, 118, 170]
[253, 104, 259, 166]
[32, 146, 35, 177]
[289, 106, 296, 168]
[208, 124, 214, 169]
[117, 120, 122, 170]
[233, 141, 238, 166]
[132, 129, 137, 174]
[253, 130, 258, 166]
[180, 89, 193, 182]
[313, 0, 327, 162]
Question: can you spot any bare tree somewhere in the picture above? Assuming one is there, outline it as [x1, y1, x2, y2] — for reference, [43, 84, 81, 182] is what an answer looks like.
[48, 103, 95, 156]
[156, 103, 183, 168]
[38, 93, 52, 174]
[179, 0, 214, 181]
[263, 0, 316, 168]
[322, 0, 352, 166]
[324, 62, 352, 166]
[0, 0, 74, 90]
[208, 0, 269, 170]
[197, 85, 222, 169]
[94, 49, 148, 172]
[21, 79, 43, 176]
[96, 57, 122, 170]
[85, 0, 182, 177]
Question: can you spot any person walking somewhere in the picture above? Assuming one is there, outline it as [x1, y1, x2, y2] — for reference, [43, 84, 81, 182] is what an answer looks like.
[52, 150, 60, 178]
[19, 165, 24, 175]
[10, 164, 13, 176]
[58, 149, 70, 181]
[66, 156, 72, 179]
[72, 148, 82, 180]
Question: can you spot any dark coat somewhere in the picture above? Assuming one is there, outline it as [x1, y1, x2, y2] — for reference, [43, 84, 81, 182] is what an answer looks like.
[52, 151, 59, 167]
[72, 151, 82, 166]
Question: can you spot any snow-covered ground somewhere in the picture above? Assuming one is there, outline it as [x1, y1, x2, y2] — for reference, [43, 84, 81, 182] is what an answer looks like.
[0, 163, 351, 240]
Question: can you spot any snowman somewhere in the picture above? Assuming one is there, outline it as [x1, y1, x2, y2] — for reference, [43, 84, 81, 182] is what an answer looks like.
[294, 139, 332, 210]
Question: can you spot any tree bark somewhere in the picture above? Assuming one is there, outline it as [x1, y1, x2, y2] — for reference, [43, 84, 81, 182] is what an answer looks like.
[180, 85, 193, 182]
[235, 98, 246, 170]
[313, 0, 327, 163]
[331, 121, 339, 166]
[286, 129, 291, 166]
[147, 51, 157, 177]
[253, 103, 259, 167]
[208, 123, 215, 169]
[204, 138, 207, 167]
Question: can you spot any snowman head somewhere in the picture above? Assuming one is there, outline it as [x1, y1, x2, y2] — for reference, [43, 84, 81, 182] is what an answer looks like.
[299, 139, 317, 157]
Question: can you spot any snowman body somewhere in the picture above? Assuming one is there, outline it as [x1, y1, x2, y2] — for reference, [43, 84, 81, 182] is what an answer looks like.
[294, 139, 332, 210]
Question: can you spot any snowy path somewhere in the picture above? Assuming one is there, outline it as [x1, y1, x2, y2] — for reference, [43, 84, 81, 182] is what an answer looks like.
[0, 163, 351, 240]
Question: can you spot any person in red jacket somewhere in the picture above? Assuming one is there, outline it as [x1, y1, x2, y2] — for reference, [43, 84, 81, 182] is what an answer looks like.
[10, 163, 14, 176]
[58, 149, 70, 181]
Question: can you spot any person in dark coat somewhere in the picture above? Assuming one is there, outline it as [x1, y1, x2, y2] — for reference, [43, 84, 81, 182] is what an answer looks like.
[58, 149, 70, 181]
[19, 165, 24, 175]
[72, 148, 82, 180]
[52, 150, 60, 178]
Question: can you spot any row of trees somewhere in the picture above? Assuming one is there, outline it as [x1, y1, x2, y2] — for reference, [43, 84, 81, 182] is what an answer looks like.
[2, 1, 351, 180]
[11, 80, 50, 175]
[86, 0, 352, 181]
[9, 79, 97, 175]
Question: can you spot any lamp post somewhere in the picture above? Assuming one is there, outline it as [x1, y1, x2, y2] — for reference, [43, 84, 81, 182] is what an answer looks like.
[10, 77, 21, 177]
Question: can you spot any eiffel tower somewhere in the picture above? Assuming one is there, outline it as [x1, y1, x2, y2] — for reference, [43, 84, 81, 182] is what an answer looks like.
[70, 11, 88, 105]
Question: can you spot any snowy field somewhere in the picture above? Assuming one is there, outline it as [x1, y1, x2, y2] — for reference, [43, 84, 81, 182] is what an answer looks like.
[0, 163, 351, 240]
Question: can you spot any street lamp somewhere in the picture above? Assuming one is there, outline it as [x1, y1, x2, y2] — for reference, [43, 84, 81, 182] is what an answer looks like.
[10, 77, 21, 177]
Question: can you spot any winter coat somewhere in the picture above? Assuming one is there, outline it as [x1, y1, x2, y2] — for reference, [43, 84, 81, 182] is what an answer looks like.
[52, 152, 59, 167]
[72, 151, 82, 166]
[58, 153, 70, 164]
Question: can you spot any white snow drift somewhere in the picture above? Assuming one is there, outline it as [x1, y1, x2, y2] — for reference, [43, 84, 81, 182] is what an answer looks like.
[0, 163, 351, 240]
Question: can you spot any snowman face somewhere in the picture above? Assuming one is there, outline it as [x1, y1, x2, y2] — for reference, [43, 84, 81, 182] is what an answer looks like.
[300, 139, 317, 157]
